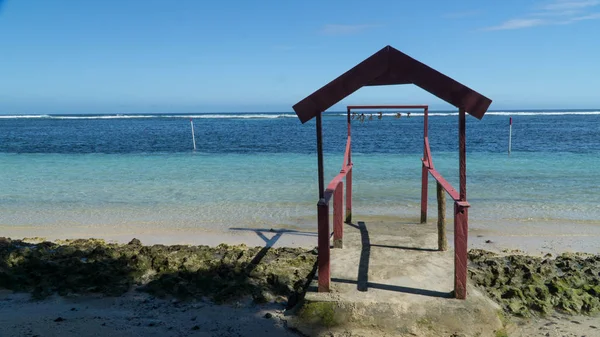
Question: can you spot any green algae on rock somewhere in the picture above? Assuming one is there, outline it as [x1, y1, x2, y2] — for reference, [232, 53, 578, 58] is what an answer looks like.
[0, 237, 317, 304]
[468, 249, 600, 317]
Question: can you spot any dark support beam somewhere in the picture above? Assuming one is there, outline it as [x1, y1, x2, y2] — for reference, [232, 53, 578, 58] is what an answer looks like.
[454, 108, 469, 299]
[316, 113, 324, 199]
[459, 109, 466, 201]
[346, 107, 351, 131]
[316, 112, 330, 292]
[420, 107, 429, 223]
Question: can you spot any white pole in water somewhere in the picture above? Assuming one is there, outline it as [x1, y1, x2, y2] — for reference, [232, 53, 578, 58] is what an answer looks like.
[190, 118, 197, 151]
[508, 117, 512, 156]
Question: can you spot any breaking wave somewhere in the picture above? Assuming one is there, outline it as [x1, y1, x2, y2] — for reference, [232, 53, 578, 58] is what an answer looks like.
[1, 111, 599, 119]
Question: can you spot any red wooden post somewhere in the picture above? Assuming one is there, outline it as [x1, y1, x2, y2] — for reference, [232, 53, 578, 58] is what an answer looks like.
[454, 203, 468, 299]
[317, 201, 331, 292]
[345, 167, 352, 224]
[333, 181, 344, 248]
[454, 108, 469, 299]
[420, 106, 429, 223]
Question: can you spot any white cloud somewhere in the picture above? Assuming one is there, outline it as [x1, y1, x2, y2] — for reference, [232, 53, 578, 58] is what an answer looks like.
[320, 24, 379, 36]
[564, 12, 600, 21]
[541, 0, 600, 11]
[485, 0, 600, 30]
[532, 9, 582, 16]
[486, 18, 546, 30]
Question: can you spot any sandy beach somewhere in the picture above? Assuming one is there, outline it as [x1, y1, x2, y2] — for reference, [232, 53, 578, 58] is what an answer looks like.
[1, 290, 598, 337]
[3, 213, 599, 254]
[0, 291, 300, 337]
[1, 216, 599, 336]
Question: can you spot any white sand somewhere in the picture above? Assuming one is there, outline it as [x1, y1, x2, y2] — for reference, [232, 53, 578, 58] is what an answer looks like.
[3, 213, 599, 255]
[0, 225, 318, 248]
[468, 220, 600, 256]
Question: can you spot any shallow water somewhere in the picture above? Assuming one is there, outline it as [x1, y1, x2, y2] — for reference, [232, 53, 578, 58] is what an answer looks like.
[1, 111, 599, 233]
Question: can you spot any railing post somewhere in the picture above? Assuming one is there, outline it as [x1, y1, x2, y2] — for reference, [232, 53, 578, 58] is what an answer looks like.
[333, 181, 344, 248]
[459, 108, 466, 201]
[420, 164, 428, 224]
[454, 202, 468, 299]
[317, 200, 331, 292]
[421, 106, 429, 224]
[345, 167, 352, 224]
[436, 182, 447, 251]
[454, 108, 468, 299]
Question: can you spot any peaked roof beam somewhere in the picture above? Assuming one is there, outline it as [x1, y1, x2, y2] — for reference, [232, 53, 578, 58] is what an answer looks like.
[293, 46, 492, 123]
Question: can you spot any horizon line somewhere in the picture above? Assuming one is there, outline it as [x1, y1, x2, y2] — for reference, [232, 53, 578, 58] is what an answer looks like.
[2, 107, 600, 116]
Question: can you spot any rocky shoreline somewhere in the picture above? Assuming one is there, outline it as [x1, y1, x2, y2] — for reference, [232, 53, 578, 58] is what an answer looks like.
[2, 237, 599, 336]
[469, 249, 600, 317]
[0, 237, 317, 306]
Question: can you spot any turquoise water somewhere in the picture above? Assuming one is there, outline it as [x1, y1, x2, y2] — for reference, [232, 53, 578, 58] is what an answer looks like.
[1, 151, 598, 232]
[0, 112, 599, 233]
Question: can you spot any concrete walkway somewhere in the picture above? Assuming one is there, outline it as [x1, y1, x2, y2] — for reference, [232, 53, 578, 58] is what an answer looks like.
[290, 219, 504, 337]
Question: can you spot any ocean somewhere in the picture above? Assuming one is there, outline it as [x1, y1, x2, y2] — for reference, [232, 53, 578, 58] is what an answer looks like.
[1, 110, 599, 236]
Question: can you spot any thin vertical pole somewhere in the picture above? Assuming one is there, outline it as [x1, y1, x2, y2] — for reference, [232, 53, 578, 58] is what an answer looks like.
[346, 107, 352, 224]
[316, 112, 330, 292]
[454, 203, 468, 299]
[190, 119, 197, 151]
[423, 107, 429, 139]
[459, 109, 466, 201]
[436, 182, 447, 251]
[347, 107, 352, 164]
[420, 107, 429, 223]
[347, 107, 351, 135]
[316, 114, 324, 199]
[508, 117, 512, 156]
[455, 108, 468, 299]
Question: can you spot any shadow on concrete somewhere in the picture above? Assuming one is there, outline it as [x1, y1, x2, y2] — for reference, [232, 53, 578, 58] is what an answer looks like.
[339, 220, 451, 298]
[357, 221, 370, 292]
[369, 244, 438, 252]
[331, 277, 453, 298]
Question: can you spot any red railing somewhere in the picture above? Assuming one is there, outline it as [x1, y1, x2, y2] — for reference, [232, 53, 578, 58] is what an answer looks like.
[317, 134, 352, 292]
[420, 108, 470, 299]
[422, 138, 460, 201]
[316, 105, 470, 299]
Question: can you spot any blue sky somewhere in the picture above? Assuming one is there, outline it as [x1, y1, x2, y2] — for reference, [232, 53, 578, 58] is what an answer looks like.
[0, 0, 599, 114]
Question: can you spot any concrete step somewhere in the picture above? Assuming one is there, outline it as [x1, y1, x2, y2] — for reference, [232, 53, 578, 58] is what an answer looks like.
[288, 220, 504, 337]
